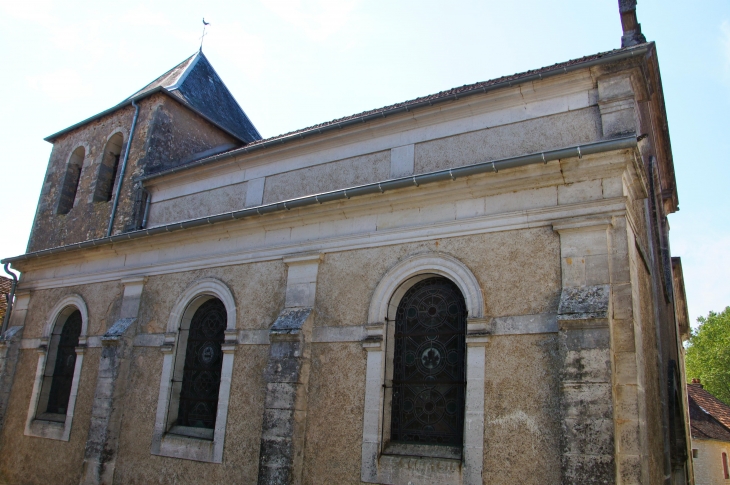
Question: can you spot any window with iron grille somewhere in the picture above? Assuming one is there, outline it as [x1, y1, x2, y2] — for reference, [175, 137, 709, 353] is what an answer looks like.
[390, 277, 466, 446]
[176, 298, 226, 430]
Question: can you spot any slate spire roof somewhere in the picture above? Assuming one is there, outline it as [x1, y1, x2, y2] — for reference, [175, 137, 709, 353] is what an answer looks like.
[688, 382, 730, 442]
[128, 50, 261, 143]
[45, 50, 261, 144]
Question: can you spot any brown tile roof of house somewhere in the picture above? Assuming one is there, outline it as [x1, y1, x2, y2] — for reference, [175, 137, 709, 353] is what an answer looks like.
[0, 276, 11, 324]
[688, 383, 730, 442]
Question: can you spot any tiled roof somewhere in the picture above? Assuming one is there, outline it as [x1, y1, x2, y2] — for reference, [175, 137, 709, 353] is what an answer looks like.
[245, 47, 632, 147]
[688, 383, 730, 442]
[139, 42, 652, 182]
[0, 276, 11, 323]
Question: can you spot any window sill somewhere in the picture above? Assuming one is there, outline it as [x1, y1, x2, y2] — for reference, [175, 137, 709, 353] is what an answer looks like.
[383, 442, 462, 460]
[24, 416, 69, 441]
[376, 452, 462, 485]
[168, 425, 214, 441]
[152, 430, 219, 463]
[36, 412, 67, 423]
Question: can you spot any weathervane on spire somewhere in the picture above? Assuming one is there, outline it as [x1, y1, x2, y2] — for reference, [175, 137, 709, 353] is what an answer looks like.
[200, 18, 210, 51]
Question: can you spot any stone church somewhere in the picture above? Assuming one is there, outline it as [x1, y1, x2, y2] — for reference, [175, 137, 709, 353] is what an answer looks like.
[0, 2, 694, 484]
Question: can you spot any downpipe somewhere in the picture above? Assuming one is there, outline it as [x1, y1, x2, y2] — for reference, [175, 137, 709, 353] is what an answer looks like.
[1, 263, 18, 336]
[107, 100, 140, 237]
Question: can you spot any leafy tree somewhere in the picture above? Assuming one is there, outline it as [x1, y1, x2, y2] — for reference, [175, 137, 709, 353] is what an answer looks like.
[685, 307, 730, 405]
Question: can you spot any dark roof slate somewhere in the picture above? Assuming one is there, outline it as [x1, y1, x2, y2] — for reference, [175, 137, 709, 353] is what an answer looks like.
[46, 51, 261, 144]
[688, 384, 730, 442]
[128, 51, 261, 143]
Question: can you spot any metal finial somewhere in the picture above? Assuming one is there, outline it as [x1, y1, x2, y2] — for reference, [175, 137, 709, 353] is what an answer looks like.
[200, 18, 210, 51]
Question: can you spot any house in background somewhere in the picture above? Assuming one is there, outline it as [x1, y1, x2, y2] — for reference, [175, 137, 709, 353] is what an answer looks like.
[689, 380, 730, 485]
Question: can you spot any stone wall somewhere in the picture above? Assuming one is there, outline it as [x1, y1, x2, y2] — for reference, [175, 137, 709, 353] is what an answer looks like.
[145, 105, 604, 229]
[28, 94, 239, 252]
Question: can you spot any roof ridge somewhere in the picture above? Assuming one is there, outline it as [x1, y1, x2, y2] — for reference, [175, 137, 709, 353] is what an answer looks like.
[165, 50, 202, 92]
[125, 51, 199, 101]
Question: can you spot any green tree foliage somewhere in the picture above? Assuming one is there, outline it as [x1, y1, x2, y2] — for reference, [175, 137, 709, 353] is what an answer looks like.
[685, 307, 730, 405]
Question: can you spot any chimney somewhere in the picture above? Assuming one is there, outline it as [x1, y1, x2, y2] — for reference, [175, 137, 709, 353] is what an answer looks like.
[691, 378, 703, 388]
[619, 0, 647, 47]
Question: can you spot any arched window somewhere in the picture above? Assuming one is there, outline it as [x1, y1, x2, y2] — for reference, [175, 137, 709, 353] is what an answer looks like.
[57, 147, 85, 214]
[152, 278, 237, 463]
[173, 297, 227, 432]
[94, 133, 124, 202]
[42, 309, 82, 417]
[389, 276, 466, 447]
[26, 295, 88, 442]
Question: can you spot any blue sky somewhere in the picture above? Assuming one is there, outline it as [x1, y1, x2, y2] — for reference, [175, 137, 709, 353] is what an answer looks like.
[0, 0, 728, 325]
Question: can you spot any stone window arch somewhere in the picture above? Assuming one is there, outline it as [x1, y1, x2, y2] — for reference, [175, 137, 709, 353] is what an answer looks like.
[57, 146, 85, 214]
[93, 132, 125, 202]
[25, 294, 88, 441]
[151, 278, 237, 463]
[361, 253, 488, 485]
[386, 276, 467, 451]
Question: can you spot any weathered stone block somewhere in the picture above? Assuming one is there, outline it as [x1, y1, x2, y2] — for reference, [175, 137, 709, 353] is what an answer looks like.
[259, 436, 294, 467]
[611, 318, 636, 353]
[561, 348, 611, 383]
[561, 453, 615, 485]
[390, 144, 415, 178]
[562, 327, 610, 351]
[558, 179, 603, 205]
[617, 453, 643, 484]
[558, 285, 610, 318]
[264, 382, 299, 410]
[614, 383, 639, 419]
[612, 283, 634, 320]
[263, 354, 304, 384]
[616, 418, 642, 455]
[262, 409, 295, 438]
[561, 383, 613, 419]
[562, 417, 615, 455]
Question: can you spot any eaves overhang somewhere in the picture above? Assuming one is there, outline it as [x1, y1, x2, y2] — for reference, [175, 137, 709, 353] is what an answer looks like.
[2, 134, 639, 266]
[139, 43, 653, 183]
[43, 86, 248, 144]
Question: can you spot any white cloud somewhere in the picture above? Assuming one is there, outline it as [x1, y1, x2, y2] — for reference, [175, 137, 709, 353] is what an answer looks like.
[119, 5, 171, 27]
[259, 0, 360, 41]
[207, 23, 268, 80]
[26, 69, 95, 102]
[0, 0, 56, 26]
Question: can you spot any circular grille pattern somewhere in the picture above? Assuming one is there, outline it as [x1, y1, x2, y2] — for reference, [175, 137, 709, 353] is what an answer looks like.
[391, 277, 466, 446]
[177, 298, 227, 429]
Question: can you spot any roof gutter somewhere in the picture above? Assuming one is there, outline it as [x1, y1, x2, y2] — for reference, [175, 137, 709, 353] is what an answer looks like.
[140, 44, 651, 183]
[2, 134, 638, 265]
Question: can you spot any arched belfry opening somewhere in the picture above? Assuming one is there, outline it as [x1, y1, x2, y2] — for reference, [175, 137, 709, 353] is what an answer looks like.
[388, 276, 467, 448]
[94, 133, 124, 202]
[56, 147, 85, 215]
